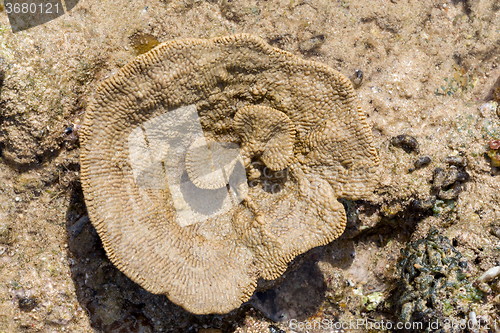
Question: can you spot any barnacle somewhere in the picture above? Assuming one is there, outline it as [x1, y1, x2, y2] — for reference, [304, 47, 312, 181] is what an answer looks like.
[80, 34, 379, 314]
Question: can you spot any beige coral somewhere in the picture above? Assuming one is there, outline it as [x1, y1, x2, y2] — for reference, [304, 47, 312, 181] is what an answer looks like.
[234, 105, 296, 172]
[80, 34, 379, 315]
[185, 137, 242, 190]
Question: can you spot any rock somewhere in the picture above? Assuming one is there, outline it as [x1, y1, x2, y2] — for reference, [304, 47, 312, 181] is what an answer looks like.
[18, 297, 38, 312]
[298, 34, 325, 53]
[0, 223, 12, 244]
[390, 134, 419, 154]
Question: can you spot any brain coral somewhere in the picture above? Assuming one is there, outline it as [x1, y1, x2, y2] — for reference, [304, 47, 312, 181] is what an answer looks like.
[80, 34, 379, 314]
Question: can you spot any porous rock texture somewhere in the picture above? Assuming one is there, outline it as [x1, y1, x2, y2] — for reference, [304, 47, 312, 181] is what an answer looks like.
[80, 34, 379, 314]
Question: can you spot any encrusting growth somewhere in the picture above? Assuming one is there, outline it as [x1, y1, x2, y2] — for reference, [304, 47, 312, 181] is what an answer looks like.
[80, 34, 379, 314]
[234, 105, 296, 174]
[185, 137, 242, 190]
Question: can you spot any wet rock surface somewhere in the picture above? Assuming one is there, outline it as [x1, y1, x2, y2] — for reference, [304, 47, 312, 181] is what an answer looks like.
[391, 228, 482, 332]
[1, 0, 500, 331]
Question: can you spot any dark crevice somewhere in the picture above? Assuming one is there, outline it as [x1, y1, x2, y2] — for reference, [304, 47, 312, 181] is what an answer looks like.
[451, 0, 472, 15]
[65, 184, 249, 333]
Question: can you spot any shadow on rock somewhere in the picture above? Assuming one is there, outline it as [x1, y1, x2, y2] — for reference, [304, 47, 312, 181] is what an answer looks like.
[249, 248, 328, 322]
[65, 183, 248, 333]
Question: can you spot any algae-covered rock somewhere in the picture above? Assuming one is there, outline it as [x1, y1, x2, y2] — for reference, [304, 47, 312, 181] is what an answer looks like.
[391, 228, 482, 332]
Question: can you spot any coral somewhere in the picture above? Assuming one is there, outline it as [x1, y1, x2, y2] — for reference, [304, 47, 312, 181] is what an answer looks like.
[233, 105, 295, 172]
[80, 34, 379, 314]
[185, 137, 244, 190]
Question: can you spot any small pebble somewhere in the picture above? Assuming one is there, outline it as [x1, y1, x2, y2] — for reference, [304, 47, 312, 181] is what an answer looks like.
[438, 183, 462, 200]
[477, 266, 500, 283]
[18, 297, 38, 312]
[390, 134, 419, 154]
[412, 196, 436, 210]
[349, 70, 364, 88]
[444, 155, 466, 167]
[298, 35, 325, 53]
[490, 140, 500, 150]
[432, 167, 446, 189]
[413, 155, 431, 170]
[442, 166, 459, 188]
